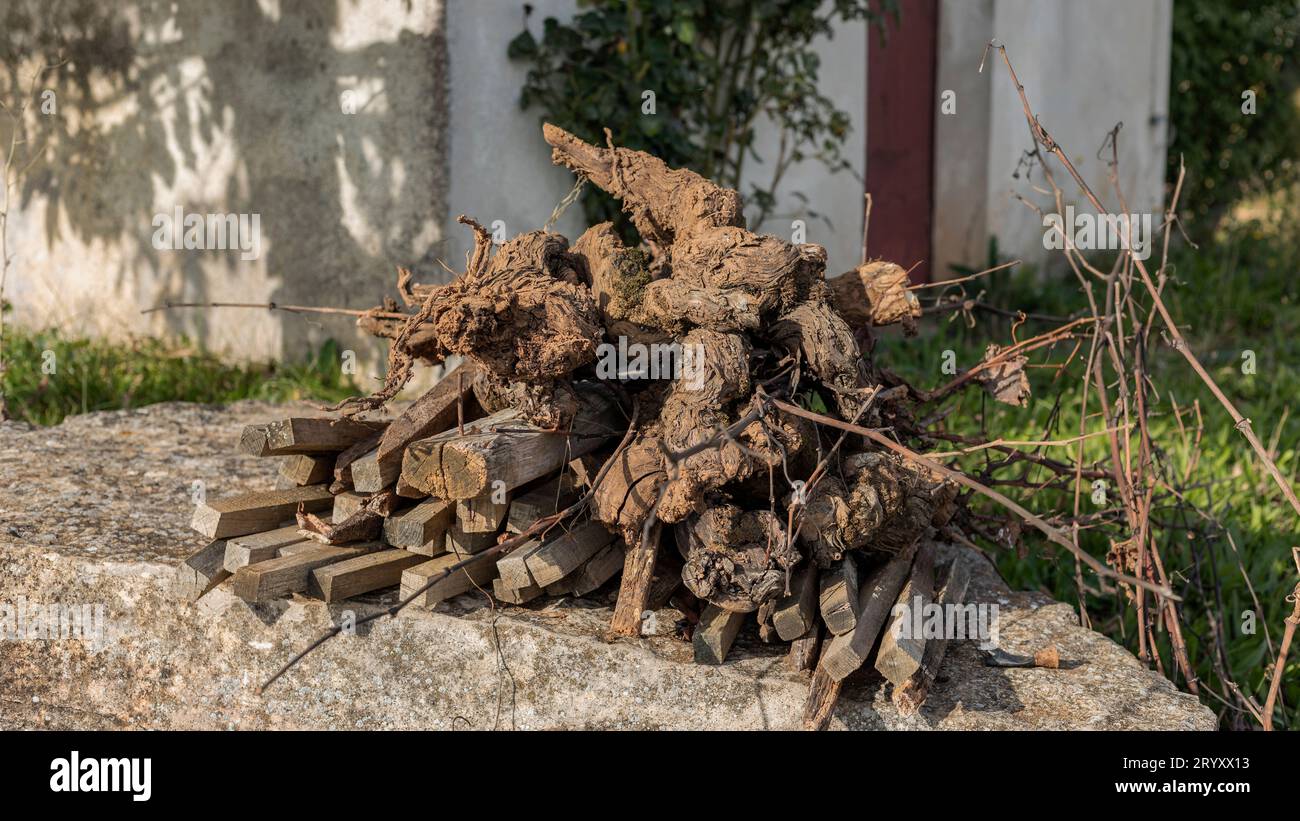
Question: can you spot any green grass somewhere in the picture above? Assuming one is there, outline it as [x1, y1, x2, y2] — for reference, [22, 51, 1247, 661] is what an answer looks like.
[0, 330, 360, 427]
[877, 224, 1300, 729]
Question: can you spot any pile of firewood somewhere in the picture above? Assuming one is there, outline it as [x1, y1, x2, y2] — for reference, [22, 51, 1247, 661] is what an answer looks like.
[175, 125, 996, 728]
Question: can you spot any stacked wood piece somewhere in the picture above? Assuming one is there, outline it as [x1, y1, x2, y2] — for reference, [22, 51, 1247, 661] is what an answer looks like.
[174, 124, 978, 728]
[175, 360, 630, 614]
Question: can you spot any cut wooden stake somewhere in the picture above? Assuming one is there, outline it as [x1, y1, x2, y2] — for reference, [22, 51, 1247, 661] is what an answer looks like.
[496, 539, 546, 590]
[788, 623, 823, 673]
[523, 521, 616, 587]
[240, 418, 387, 456]
[568, 542, 626, 596]
[223, 525, 309, 572]
[279, 454, 335, 486]
[401, 392, 615, 499]
[819, 556, 861, 635]
[875, 540, 937, 687]
[493, 577, 542, 604]
[232, 542, 380, 603]
[400, 549, 497, 608]
[332, 491, 368, 523]
[773, 564, 818, 641]
[610, 522, 662, 636]
[821, 543, 919, 681]
[352, 361, 481, 493]
[693, 603, 746, 665]
[446, 520, 499, 556]
[190, 485, 332, 540]
[382, 499, 455, 551]
[893, 558, 972, 716]
[309, 548, 427, 603]
[175, 540, 230, 601]
[457, 491, 511, 533]
[507, 475, 578, 534]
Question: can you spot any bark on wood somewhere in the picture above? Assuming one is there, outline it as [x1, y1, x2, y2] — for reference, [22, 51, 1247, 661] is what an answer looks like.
[678, 505, 798, 613]
[543, 123, 745, 254]
[801, 645, 844, 730]
[787, 623, 823, 673]
[610, 522, 661, 636]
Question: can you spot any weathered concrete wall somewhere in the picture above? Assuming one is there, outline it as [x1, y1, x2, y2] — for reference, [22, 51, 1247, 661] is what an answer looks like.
[932, 0, 1173, 274]
[5, 0, 447, 375]
[4, 0, 1172, 362]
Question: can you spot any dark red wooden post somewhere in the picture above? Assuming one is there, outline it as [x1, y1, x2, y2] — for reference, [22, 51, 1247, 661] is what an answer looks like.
[866, 0, 939, 283]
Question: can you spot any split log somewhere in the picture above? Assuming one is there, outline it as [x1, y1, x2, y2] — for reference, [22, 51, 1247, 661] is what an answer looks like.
[190, 485, 332, 540]
[351, 361, 482, 492]
[819, 557, 861, 635]
[382, 499, 455, 553]
[874, 540, 937, 686]
[223, 525, 309, 572]
[820, 543, 919, 681]
[893, 557, 972, 716]
[330, 430, 384, 491]
[175, 540, 230, 601]
[232, 542, 380, 603]
[693, 603, 746, 665]
[523, 520, 616, 587]
[240, 418, 388, 456]
[332, 491, 368, 523]
[401, 390, 617, 499]
[309, 548, 427, 603]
